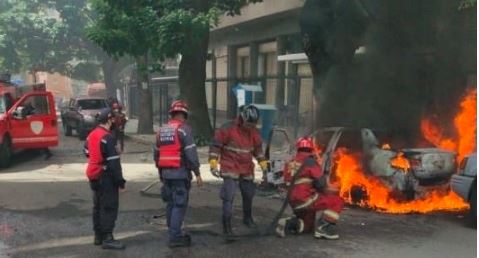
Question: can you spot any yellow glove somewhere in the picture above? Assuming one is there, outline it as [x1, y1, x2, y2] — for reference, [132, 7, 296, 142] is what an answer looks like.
[259, 160, 269, 171]
[209, 159, 218, 170]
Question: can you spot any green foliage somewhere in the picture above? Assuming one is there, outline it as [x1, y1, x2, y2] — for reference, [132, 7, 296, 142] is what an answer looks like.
[459, 0, 476, 9]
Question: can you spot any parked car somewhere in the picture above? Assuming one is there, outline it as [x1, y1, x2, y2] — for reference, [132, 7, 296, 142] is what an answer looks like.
[451, 153, 477, 227]
[61, 96, 107, 140]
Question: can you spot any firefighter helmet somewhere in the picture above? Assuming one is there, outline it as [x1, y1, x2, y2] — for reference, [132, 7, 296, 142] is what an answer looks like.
[169, 100, 189, 116]
[240, 104, 260, 124]
[296, 136, 314, 150]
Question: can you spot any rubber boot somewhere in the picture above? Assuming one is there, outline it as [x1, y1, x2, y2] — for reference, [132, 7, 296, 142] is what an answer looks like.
[275, 217, 304, 238]
[168, 234, 191, 248]
[314, 219, 339, 240]
[243, 210, 257, 228]
[102, 233, 126, 250]
[94, 233, 103, 246]
[223, 217, 237, 241]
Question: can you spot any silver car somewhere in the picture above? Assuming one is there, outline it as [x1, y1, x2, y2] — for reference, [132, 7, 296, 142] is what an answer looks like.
[451, 153, 477, 226]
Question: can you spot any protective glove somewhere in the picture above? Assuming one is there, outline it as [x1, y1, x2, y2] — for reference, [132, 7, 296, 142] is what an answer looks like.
[209, 159, 220, 178]
[259, 160, 269, 171]
[209, 159, 218, 170]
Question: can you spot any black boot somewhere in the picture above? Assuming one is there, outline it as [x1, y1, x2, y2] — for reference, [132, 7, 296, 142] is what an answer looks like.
[102, 233, 126, 250]
[168, 234, 191, 248]
[243, 210, 257, 228]
[314, 219, 339, 240]
[94, 233, 103, 246]
[222, 217, 237, 241]
[275, 216, 304, 238]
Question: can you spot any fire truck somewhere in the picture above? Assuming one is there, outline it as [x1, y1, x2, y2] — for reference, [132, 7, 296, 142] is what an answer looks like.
[0, 79, 59, 168]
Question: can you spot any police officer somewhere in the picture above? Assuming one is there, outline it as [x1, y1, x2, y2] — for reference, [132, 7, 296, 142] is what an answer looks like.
[84, 108, 126, 250]
[154, 100, 203, 248]
[276, 137, 344, 239]
[209, 105, 268, 239]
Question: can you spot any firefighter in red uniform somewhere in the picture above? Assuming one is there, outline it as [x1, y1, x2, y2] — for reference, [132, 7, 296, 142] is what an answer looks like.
[112, 103, 127, 152]
[154, 100, 203, 248]
[83, 108, 126, 250]
[209, 105, 269, 239]
[276, 137, 344, 239]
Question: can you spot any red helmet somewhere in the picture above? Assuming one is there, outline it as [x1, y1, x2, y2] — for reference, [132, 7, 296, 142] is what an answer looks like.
[169, 100, 189, 116]
[296, 137, 314, 150]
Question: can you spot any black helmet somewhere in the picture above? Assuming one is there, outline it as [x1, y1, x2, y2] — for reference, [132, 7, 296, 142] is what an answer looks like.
[240, 104, 260, 124]
[96, 108, 113, 124]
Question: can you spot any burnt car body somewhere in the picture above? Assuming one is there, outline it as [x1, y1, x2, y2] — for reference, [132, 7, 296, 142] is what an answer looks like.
[60, 96, 107, 140]
[265, 127, 456, 200]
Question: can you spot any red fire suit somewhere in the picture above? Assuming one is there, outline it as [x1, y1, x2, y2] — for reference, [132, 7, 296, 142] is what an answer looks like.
[284, 151, 344, 232]
[209, 118, 265, 179]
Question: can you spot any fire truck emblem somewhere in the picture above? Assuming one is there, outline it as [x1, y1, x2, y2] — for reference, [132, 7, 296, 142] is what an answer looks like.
[30, 121, 44, 135]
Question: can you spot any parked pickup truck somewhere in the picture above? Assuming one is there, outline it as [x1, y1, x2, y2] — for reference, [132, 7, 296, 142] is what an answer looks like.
[0, 81, 59, 168]
[60, 96, 107, 140]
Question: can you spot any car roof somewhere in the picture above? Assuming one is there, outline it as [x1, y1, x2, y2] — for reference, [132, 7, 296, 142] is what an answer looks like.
[73, 96, 106, 100]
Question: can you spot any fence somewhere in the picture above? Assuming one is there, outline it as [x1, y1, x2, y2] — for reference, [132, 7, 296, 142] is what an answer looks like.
[128, 74, 316, 139]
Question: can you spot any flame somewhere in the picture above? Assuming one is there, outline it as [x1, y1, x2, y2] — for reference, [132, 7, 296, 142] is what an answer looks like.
[390, 152, 410, 172]
[333, 148, 469, 214]
[421, 88, 477, 161]
[453, 88, 477, 161]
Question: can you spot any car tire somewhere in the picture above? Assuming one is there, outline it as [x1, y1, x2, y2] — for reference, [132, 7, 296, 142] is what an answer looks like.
[469, 182, 476, 228]
[63, 119, 72, 136]
[0, 136, 12, 168]
[77, 121, 87, 141]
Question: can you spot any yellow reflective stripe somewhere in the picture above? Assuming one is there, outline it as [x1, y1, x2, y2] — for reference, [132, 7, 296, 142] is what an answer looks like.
[294, 178, 313, 185]
[224, 145, 253, 153]
[293, 193, 319, 210]
[323, 209, 340, 221]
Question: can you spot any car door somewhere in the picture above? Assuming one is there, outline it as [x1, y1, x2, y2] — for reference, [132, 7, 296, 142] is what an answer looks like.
[9, 92, 59, 149]
[264, 127, 293, 185]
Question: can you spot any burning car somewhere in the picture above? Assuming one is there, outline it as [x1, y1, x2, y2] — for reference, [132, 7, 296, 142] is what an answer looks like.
[314, 127, 456, 201]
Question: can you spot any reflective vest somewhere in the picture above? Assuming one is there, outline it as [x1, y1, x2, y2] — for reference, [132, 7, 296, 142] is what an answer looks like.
[157, 120, 182, 168]
[86, 127, 110, 180]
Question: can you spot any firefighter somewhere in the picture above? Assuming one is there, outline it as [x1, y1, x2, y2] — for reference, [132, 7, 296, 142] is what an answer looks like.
[276, 136, 344, 240]
[154, 100, 203, 248]
[209, 104, 268, 239]
[83, 108, 126, 250]
[112, 103, 127, 152]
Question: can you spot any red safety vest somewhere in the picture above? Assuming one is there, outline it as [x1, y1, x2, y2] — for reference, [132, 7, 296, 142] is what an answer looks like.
[157, 119, 182, 168]
[85, 127, 110, 180]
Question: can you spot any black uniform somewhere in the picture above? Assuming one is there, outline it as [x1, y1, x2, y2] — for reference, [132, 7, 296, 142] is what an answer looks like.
[84, 130, 126, 235]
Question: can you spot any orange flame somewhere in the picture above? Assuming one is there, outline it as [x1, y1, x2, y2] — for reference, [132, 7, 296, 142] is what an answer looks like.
[454, 88, 477, 161]
[390, 152, 410, 172]
[421, 88, 477, 161]
[381, 144, 391, 150]
[333, 148, 469, 214]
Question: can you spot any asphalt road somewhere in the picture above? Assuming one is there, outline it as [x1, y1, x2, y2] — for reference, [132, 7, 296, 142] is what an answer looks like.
[0, 132, 476, 258]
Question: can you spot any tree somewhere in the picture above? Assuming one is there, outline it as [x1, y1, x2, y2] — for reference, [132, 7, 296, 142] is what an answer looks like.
[0, 0, 72, 79]
[101, 0, 262, 139]
[300, 0, 476, 142]
[87, 0, 163, 134]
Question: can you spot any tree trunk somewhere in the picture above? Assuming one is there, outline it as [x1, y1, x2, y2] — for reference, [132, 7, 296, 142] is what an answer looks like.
[136, 55, 154, 134]
[101, 56, 118, 98]
[178, 29, 213, 139]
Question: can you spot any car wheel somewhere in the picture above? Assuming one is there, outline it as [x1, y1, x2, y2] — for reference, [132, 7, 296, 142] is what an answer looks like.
[63, 119, 72, 136]
[469, 182, 476, 228]
[0, 136, 12, 168]
[77, 122, 87, 140]
[350, 185, 367, 205]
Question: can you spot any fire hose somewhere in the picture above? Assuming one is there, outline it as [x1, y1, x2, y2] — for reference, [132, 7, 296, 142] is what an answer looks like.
[140, 162, 309, 240]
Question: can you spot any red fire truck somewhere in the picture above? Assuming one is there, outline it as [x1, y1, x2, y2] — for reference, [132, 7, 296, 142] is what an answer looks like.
[0, 80, 59, 168]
